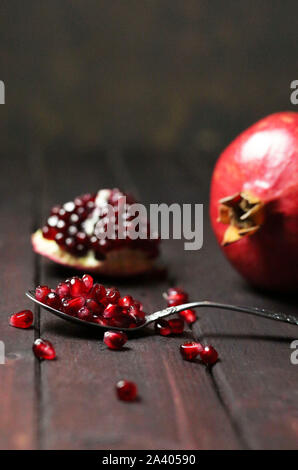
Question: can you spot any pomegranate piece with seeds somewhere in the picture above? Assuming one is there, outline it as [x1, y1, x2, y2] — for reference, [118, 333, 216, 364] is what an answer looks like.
[10, 310, 34, 329]
[34, 274, 147, 329]
[32, 188, 160, 277]
[116, 380, 138, 401]
[104, 331, 128, 350]
[180, 342, 203, 361]
[200, 345, 218, 366]
[33, 338, 56, 360]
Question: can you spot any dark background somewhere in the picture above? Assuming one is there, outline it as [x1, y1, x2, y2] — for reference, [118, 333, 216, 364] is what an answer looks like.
[0, 0, 297, 156]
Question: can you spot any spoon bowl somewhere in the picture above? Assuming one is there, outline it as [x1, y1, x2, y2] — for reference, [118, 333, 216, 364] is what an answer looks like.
[26, 290, 298, 332]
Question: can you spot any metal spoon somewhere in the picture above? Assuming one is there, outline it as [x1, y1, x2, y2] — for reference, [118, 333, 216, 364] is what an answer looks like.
[26, 290, 298, 332]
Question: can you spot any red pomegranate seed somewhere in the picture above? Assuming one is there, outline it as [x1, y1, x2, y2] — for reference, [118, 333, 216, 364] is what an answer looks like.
[56, 219, 67, 232]
[42, 225, 57, 240]
[91, 283, 106, 302]
[128, 306, 146, 325]
[106, 287, 120, 304]
[10, 310, 33, 329]
[179, 309, 197, 324]
[55, 232, 65, 246]
[180, 342, 203, 361]
[35, 285, 52, 302]
[47, 215, 58, 227]
[55, 282, 70, 299]
[45, 292, 61, 310]
[63, 296, 85, 315]
[75, 230, 87, 241]
[69, 277, 86, 297]
[166, 287, 188, 306]
[133, 300, 143, 311]
[33, 338, 56, 360]
[104, 331, 128, 350]
[200, 345, 219, 366]
[51, 205, 61, 215]
[168, 318, 184, 334]
[108, 314, 131, 328]
[91, 316, 109, 326]
[63, 201, 75, 213]
[85, 298, 103, 315]
[118, 295, 134, 308]
[82, 274, 93, 292]
[77, 306, 92, 321]
[155, 319, 172, 336]
[167, 287, 187, 297]
[103, 304, 121, 318]
[116, 380, 138, 401]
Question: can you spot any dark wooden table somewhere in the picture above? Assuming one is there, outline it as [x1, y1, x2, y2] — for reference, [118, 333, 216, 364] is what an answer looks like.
[1, 140, 298, 450]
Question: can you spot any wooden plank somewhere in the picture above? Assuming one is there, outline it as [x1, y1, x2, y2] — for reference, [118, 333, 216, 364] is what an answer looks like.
[123, 146, 298, 450]
[36, 144, 241, 449]
[0, 154, 38, 450]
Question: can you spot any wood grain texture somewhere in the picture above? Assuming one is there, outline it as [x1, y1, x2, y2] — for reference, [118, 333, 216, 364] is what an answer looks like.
[0, 155, 37, 449]
[123, 147, 298, 450]
[33, 144, 240, 449]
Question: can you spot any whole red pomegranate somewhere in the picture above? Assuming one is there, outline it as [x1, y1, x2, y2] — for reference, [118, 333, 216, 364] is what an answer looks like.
[210, 112, 298, 292]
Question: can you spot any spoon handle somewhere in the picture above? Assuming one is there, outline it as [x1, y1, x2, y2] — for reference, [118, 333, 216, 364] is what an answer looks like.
[146, 301, 298, 326]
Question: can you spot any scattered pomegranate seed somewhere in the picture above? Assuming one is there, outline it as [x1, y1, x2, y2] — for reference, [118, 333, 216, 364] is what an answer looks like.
[180, 342, 203, 361]
[168, 318, 184, 334]
[179, 309, 197, 324]
[104, 331, 128, 350]
[155, 317, 184, 336]
[200, 345, 218, 366]
[10, 310, 33, 329]
[33, 338, 56, 360]
[155, 319, 172, 336]
[166, 287, 188, 307]
[116, 380, 138, 401]
[35, 285, 51, 302]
